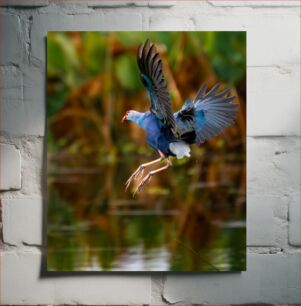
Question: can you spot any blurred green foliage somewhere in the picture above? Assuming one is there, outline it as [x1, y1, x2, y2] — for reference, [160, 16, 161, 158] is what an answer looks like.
[114, 54, 142, 91]
[47, 31, 246, 117]
[201, 32, 246, 84]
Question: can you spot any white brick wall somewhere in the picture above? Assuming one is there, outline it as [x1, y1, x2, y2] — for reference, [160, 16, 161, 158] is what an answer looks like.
[0, 143, 21, 190]
[2, 198, 42, 246]
[1, 13, 24, 65]
[289, 194, 300, 246]
[0, 0, 300, 304]
[0, 0, 49, 6]
[2, 251, 150, 304]
[163, 253, 300, 303]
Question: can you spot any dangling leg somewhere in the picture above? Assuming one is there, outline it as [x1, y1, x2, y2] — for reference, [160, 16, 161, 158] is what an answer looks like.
[125, 151, 165, 191]
[133, 157, 172, 196]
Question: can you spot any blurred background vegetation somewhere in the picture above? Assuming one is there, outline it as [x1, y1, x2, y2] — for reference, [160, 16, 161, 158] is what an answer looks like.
[47, 31, 246, 272]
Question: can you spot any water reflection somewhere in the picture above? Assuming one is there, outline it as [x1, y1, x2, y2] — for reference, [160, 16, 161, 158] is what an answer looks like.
[47, 156, 246, 272]
[48, 219, 245, 272]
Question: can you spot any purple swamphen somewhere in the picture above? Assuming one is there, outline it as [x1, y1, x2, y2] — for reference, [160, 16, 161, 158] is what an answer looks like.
[122, 39, 239, 195]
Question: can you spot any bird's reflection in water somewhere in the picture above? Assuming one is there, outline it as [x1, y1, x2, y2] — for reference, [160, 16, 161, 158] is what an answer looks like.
[47, 152, 246, 272]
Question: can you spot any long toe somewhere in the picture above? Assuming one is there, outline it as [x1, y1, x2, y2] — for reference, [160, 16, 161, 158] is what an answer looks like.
[125, 166, 145, 191]
[136, 168, 145, 180]
[125, 174, 135, 191]
[133, 174, 152, 196]
[124, 180, 131, 192]
[133, 166, 144, 180]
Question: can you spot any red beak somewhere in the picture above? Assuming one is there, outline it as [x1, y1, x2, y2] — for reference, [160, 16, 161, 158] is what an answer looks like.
[121, 114, 127, 123]
[122, 110, 130, 123]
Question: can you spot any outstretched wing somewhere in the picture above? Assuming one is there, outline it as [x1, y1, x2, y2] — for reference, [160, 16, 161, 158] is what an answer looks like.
[137, 39, 178, 135]
[175, 84, 239, 144]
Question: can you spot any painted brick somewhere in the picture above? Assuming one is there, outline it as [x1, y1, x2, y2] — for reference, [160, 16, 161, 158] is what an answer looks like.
[0, 65, 22, 101]
[1, 65, 23, 135]
[19, 137, 44, 196]
[1, 13, 23, 65]
[149, 15, 194, 30]
[248, 13, 300, 67]
[2, 198, 43, 246]
[193, 9, 299, 67]
[86, 0, 148, 7]
[31, 12, 142, 66]
[38, 3, 94, 14]
[244, 9, 300, 67]
[247, 195, 287, 246]
[248, 66, 299, 136]
[0, 143, 21, 191]
[148, 0, 176, 7]
[1, 64, 45, 136]
[22, 65, 46, 136]
[272, 139, 300, 190]
[2, 251, 54, 304]
[0, 0, 49, 6]
[1, 250, 151, 304]
[207, 0, 299, 7]
[248, 137, 299, 197]
[151, 274, 165, 303]
[163, 253, 300, 304]
[289, 194, 300, 246]
[82, 0, 175, 7]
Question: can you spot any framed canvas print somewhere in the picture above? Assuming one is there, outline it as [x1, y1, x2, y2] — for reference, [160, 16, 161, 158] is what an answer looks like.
[46, 31, 246, 272]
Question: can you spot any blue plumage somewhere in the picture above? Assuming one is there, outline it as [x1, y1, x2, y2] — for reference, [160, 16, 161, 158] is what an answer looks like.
[122, 39, 239, 194]
[127, 111, 176, 156]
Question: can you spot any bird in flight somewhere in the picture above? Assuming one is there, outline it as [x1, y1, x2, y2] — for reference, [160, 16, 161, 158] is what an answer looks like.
[121, 39, 239, 195]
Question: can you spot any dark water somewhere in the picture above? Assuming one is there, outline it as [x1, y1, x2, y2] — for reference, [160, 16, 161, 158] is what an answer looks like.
[47, 155, 246, 272]
[48, 218, 245, 272]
